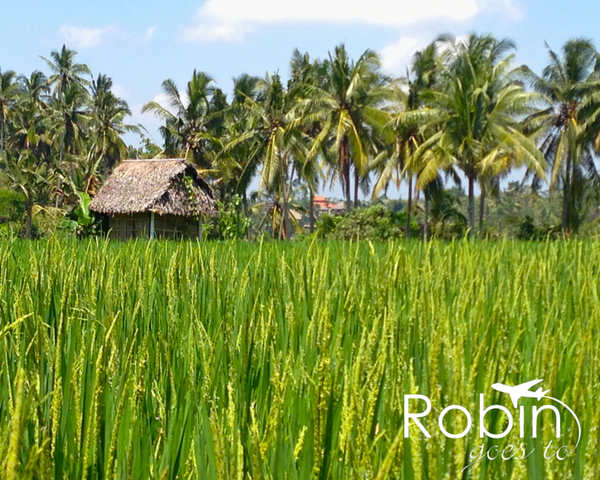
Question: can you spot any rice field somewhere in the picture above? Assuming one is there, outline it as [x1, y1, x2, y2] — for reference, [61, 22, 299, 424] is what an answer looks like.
[0, 239, 599, 479]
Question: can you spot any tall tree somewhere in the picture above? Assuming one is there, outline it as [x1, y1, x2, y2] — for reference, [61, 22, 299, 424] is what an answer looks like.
[409, 34, 546, 236]
[214, 74, 261, 207]
[288, 49, 324, 233]
[0, 69, 19, 154]
[47, 83, 89, 187]
[303, 45, 389, 212]
[0, 151, 50, 238]
[88, 74, 137, 177]
[42, 46, 90, 202]
[224, 73, 309, 239]
[12, 71, 51, 162]
[522, 38, 600, 232]
[142, 70, 223, 169]
[372, 43, 440, 239]
[41, 45, 90, 100]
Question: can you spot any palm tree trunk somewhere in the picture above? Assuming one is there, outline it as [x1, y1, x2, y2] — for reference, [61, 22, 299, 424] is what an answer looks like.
[242, 191, 250, 240]
[309, 188, 315, 234]
[340, 137, 352, 213]
[354, 168, 359, 209]
[282, 204, 293, 240]
[478, 185, 485, 238]
[562, 158, 571, 231]
[55, 142, 65, 208]
[242, 191, 249, 217]
[103, 153, 109, 179]
[468, 176, 475, 237]
[0, 114, 4, 154]
[405, 176, 412, 240]
[424, 192, 429, 242]
[25, 202, 32, 239]
[281, 164, 294, 240]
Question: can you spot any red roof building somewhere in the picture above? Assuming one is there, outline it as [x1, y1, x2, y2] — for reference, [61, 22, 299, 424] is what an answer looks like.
[314, 195, 344, 212]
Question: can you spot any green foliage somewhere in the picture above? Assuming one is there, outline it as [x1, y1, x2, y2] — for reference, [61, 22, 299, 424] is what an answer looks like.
[31, 206, 65, 238]
[3, 38, 600, 240]
[184, 178, 250, 240]
[425, 187, 468, 240]
[475, 183, 562, 239]
[207, 195, 250, 240]
[74, 190, 93, 227]
[516, 215, 540, 240]
[126, 134, 162, 159]
[0, 188, 24, 222]
[0, 46, 135, 239]
[0, 240, 597, 478]
[314, 212, 342, 238]
[522, 39, 600, 232]
[53, 191, 98, 238]
[315, 205, 418, 240]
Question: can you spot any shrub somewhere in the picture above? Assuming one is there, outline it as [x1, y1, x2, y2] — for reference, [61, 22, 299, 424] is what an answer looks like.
[207, 195, 250, 240]
[316, 205, 413, 240]
[0, 188, 25, 224]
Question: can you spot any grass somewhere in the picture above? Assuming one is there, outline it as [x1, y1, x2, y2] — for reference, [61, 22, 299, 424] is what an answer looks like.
[0, 238, 598, 479]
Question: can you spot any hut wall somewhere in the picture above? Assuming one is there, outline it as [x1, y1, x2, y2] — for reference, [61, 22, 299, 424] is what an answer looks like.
[108, 213, 200, 240]
[154, 214, 201, 240]
[109, 214, 150, 240]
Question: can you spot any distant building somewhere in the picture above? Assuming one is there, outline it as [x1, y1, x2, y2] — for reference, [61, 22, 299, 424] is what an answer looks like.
[90, 159, 218, 240]
[313, 195, 346, 214]
[289, 209, 303, 221]
[330, 201, 346, 213]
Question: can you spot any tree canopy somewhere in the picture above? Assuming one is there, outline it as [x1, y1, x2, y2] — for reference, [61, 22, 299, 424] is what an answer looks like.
[2, 36, 600, 239]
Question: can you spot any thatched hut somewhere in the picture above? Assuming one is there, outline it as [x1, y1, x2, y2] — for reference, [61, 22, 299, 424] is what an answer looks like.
[90, 159, 217, 240]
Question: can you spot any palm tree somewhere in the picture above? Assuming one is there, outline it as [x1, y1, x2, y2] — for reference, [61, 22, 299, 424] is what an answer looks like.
[20, 70, 49, 104]
[372, 43, 439, 239]
[302, 45, 389, 212]
[41, 46, 90, 204]
[213, 73, 261, 208]
[0, 151, 51, 238]
[427, 181, 468, 238]
[11, 71, 51, 163]
[41, 45, 90, 100]
[408, 34, 546, 236]
[522, 38, 600, 232]
[288, 49, 324, 233]
[250, 189, 305, 239]
[142, 70, 223, 169]
[47, 83, 89, 188]
[88, 74, 138, 177]
[223, 73, 309, 239]
[0, 69, 20, 153]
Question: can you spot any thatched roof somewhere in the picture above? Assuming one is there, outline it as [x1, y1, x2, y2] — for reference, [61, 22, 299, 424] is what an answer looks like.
[90, 159, 218, 217]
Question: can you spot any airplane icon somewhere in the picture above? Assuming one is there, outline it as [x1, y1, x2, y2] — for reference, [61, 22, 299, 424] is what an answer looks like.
[491, 379, 550, 408]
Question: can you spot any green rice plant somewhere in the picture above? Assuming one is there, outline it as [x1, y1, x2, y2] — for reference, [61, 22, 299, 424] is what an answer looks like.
[0, 238, 598, 479]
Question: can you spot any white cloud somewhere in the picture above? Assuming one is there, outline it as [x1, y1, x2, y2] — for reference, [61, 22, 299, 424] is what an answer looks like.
[59, 24, 115, 48]
[181, 0, 522, 43]
[483, 0, 523, 20]
[151, 92, 190, 114]
[380, 37, 423, 75]
[181, 22, 249, 44]
[112, 84, 127, 99]
[198, 0, 478, 26]
[380, 34, 482, 75]
[145, 26, 157, 41]
[153, 93, 173, 111]
[128, 103, 161, 143]
[129, 92, 189, 146]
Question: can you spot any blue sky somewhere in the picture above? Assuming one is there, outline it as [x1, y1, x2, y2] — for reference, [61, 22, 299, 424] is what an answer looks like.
[1, 0, 598, 198]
